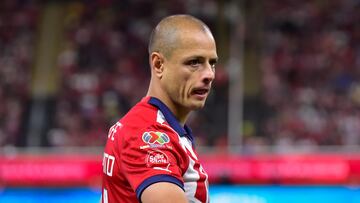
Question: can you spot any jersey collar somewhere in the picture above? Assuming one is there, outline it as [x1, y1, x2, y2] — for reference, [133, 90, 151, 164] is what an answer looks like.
[148, 97, 194, 142]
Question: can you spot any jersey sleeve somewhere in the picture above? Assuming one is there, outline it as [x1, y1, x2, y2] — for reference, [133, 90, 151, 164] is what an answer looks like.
[118, 123, 187, 200]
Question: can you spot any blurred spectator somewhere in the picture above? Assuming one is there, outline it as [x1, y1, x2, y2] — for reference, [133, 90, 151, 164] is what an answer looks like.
[261, 0, 360, 147]
[0, 0, 39, 146]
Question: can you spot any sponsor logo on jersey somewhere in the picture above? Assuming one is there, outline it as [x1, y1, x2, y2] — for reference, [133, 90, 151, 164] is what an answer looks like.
[142, 131, 170, 145]
[146, 150, 171, 172]
[139, 144, 173, 150]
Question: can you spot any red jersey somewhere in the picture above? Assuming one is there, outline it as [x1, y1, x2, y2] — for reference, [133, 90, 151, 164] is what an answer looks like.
[101, 96, 209, 203]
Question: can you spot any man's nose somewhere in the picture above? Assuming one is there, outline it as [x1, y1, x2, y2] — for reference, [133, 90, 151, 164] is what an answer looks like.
[202, 63, 215, 84]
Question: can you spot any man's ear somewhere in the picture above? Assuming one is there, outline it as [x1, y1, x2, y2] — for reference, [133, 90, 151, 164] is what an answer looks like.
[150, 52, 164, 78]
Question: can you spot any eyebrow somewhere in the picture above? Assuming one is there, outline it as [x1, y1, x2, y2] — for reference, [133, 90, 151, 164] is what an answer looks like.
[186, 55, 218, 61]
[210, 58, 218, 63]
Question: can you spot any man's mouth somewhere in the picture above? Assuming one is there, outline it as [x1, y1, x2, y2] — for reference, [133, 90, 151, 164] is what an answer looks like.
[191, 88, 210, 98]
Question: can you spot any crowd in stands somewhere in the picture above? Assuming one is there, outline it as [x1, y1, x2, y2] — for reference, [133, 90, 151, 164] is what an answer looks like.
[0, 0, 39, 147]
[258, 0, 360, 149]
[3, 0, 360, 150]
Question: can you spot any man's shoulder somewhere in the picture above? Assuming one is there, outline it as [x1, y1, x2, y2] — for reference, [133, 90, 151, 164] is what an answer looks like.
[111, 97, 180, 144]
[114, 98, 165, 140]
[121, 98, 157, 127]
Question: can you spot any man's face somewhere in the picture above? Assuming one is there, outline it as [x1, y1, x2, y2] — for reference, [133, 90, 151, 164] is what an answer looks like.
[161, 30, 218, 112]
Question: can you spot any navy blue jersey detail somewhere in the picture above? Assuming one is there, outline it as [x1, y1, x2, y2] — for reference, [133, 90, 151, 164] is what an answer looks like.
[148, 97, 194, 143]
[136, 174, 184, 202]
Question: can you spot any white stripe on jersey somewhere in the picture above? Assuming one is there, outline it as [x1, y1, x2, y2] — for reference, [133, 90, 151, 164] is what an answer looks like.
[156, 110, 209, 203]
[156, 110, 166, 124]
[180, 137, 198, 160]
[183, 157, 202, 203]
[180, 136, 208, 203]
[198, 164, 209, 203]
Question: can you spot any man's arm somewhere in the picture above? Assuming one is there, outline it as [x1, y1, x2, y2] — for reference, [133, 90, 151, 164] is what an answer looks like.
[141, 182, 188, 203]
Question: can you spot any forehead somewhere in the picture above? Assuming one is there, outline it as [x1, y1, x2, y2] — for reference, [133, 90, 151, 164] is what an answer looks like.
[171, 31, 217, 59]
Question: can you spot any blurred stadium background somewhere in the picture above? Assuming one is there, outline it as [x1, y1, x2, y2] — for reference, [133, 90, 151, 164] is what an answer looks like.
[2, 0, 360, 202]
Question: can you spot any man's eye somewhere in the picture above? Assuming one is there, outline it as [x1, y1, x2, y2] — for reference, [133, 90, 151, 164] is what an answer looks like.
[209, 59, 217, 69]
[188, 59, 200, 66]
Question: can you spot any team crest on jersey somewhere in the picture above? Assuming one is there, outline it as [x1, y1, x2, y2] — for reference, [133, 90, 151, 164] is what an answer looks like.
[142, 131, 170, 145]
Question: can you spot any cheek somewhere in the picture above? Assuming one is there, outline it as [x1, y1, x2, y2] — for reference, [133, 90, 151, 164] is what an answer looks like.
[162, 68, 180, 93]
[162, 64, 193, 95]
[168, 74, 190, 98]
[169, 75, 187, 94]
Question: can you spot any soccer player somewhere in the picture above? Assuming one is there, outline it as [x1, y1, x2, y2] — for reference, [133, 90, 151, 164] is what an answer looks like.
[101, 14, 218, 203]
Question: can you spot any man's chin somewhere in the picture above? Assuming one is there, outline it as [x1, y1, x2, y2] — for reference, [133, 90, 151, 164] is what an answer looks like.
[189, 101, 206, 110]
